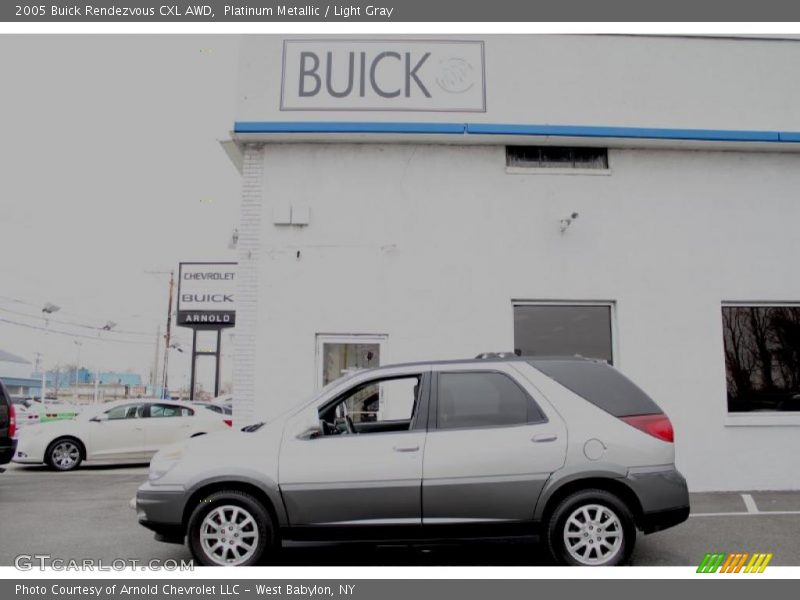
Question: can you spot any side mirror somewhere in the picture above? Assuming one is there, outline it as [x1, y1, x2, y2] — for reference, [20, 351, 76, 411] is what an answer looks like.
[90, 414, 109, 423]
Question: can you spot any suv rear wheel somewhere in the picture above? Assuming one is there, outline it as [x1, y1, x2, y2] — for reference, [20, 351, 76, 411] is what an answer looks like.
[187, 490, 275, 566]
[546, 489, 636, 566]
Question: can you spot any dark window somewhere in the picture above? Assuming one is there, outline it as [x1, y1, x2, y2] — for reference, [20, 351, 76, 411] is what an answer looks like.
[514, 304, 613, 363]
[437, 372, 543, 430]
[506, 146, 608, 170]
[530, 359, 660, 417]
[150, 404, 193, 418]
[722, 306, 800, 413]
[106, 404, 145, 420]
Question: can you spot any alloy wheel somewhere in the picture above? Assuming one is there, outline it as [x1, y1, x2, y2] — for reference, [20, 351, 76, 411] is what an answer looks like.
[199, 504, 260, 565]
[51, 441, 80, 470]
[562, 503, 624, 565]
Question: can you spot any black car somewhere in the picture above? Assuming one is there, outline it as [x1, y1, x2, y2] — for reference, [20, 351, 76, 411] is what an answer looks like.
[0, 381, 18, 471]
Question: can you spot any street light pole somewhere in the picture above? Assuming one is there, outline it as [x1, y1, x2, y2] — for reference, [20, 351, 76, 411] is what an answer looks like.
[73, 341, 82, 402]
[93, 321, 116, 404]
[40, 303, 61, 406]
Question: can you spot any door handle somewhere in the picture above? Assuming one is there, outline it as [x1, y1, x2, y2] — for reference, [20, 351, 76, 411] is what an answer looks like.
[393, 445, 420, 453]
[532, 434, 558, 443]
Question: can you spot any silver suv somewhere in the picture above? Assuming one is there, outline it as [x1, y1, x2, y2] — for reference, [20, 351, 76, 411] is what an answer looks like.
[134, 355, 689, 566]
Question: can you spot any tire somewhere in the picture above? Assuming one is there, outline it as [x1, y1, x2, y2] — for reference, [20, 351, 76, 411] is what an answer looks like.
[546, 489, 636, 566]
[45, 437, 83, 472]
[187, 490, 275, 566]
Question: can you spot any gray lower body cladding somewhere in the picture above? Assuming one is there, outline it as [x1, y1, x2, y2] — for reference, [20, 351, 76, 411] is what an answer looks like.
[136, 467, 690, 543]
[625, 466, 690, 533]
[136, 482, 187, 543]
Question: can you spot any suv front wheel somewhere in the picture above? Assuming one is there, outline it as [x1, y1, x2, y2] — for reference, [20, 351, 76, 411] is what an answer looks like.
[187, 490, 275, 566]
[546, 489, 636, 566]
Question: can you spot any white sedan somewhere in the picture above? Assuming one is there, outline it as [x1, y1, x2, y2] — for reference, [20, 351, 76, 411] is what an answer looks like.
[13, 399, 230, 471]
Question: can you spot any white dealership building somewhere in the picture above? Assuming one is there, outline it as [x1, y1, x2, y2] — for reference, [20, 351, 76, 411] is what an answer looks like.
[227, 35, 800, 492]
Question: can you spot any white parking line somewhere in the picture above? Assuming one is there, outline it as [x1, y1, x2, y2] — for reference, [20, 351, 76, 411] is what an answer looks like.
[690, 510, 800, 517]
[742, 493, 759, 513]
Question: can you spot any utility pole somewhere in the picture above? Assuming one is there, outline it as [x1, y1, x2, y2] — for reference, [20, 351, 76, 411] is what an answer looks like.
[146, 269, 175, 400]
[161, 271, 175, 399]
[151, 324, 161, 397]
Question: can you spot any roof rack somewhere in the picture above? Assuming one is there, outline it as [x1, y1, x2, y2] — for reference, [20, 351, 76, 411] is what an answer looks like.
[475, 351, 521, 359]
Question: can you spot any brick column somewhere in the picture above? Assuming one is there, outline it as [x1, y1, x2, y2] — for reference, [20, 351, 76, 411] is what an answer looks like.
[233, 143, 264, 427]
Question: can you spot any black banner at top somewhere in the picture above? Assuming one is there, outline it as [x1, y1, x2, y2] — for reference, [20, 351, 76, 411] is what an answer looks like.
[5, 0, 800, 21]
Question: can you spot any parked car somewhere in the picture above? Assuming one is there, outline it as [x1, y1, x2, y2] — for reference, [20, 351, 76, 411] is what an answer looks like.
[192, 401, 233, 426]
[29, 400, 82, 423]
[14, 399, 230, 471]
[9, 397, 34, 428]
[134, 355, 689, 566]
[0, 382, 18, 471]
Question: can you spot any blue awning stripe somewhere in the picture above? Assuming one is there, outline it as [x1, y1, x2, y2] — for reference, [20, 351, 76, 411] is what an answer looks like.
[234, 121, 800, 143]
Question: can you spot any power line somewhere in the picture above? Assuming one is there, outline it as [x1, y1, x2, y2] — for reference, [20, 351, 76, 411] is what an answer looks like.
[0, 317, 156, 346]
[0, 303, 153, 336]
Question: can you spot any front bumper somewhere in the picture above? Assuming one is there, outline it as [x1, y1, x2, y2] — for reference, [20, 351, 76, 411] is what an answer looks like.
[135, 481, 188, 544]
[625, 466, 690, 534]
[0, 438, 17, 466]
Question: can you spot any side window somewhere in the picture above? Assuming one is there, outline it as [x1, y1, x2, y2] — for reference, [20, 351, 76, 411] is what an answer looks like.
[150, 404, 193, 418]
[436, 372, 544, 430]
[106, 404, 145, 420]
[319, 376, 421, 435]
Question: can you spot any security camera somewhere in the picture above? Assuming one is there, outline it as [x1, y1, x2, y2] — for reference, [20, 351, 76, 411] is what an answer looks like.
[560, 212, 580, 234]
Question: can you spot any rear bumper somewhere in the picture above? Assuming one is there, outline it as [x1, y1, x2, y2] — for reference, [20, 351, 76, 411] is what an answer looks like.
[640, 505, 690, 534]
[625, 466, 690, 534]
[0, 438, 17, 465]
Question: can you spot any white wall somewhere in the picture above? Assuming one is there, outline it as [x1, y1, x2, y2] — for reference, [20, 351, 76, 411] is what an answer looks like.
[245, 142, 800, 492]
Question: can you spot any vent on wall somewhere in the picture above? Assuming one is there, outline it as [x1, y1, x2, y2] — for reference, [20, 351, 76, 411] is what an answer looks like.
[506, 146, 609, 170]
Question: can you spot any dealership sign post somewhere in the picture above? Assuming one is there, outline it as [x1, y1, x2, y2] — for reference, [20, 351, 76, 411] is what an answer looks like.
[177, 262, 236, 400]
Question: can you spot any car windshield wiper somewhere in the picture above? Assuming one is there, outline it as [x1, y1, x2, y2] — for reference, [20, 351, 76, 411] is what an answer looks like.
[241, 421, 266, 432]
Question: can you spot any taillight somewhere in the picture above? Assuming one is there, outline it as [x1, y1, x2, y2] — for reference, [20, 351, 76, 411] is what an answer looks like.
[9, 404, 16, 439]
[620, 413, 674, 443]
[224, 419, 232, 427]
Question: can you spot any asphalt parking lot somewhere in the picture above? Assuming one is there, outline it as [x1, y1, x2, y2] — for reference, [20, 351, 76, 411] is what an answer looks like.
[1, 462, 799, 567]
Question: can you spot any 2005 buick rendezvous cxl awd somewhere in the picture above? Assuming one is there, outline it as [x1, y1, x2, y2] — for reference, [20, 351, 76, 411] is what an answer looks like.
[134, 355, 689, 566]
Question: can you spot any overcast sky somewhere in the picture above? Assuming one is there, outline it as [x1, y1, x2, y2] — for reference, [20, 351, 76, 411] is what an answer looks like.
[0, 35, 242, 391]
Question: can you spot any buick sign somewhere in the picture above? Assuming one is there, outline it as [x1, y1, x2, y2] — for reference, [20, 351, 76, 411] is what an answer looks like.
[280, 40, 486, 112]
[177, 262, 237, 328]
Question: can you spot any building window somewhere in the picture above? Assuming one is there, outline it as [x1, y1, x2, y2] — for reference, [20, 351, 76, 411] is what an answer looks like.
[316, 334, 385, 389]
[506, 146, 608, 170]
[722, 305, 800, 413]
[513, 303, 614, 364]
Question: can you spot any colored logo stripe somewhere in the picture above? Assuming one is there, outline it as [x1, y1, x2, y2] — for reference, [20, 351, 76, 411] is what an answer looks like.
[697, 552, 772, 573]
[697, 553, 726, 573]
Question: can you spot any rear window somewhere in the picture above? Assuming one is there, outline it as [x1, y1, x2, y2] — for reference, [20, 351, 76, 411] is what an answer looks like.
[529, 359, 661, 417]
[437, 371, 545, 429]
